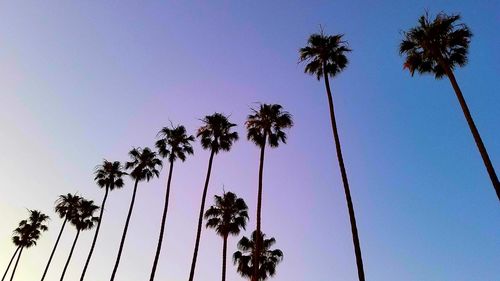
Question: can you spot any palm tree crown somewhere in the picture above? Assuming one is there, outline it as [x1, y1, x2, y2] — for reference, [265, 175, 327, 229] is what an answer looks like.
[246, 104, 293, 147]
[70, 199, 100, 232]
[299, 31, 351, 80]
[156, 124, 195, 162]
[12, 210, 49, 248]
[94, 160, 126, 191]
[233, 231, 283, 281]
[125, 147, 163, 181]
[55, 193, 82, 221]
[197, 113, 239, 154]
[399, 12, 472, 78]
[205, 191, 249, 237]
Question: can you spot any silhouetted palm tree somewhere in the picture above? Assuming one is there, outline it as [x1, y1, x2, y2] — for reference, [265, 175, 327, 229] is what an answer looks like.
[110, 147, 162, 281]
[205, 191, 249, 281]
[3, 210, 49, 281]
[188, 113, 239, 281]
[40, 193, 81, 281]
[80, 160, 126, 281]
[233, 231, 283, 281]
[299, 31, 366, 281]
[149, 124, 194, 281]
[399, 12, 499, 200]
[246, 103, 292, 281]
[60, 199, 99, 281]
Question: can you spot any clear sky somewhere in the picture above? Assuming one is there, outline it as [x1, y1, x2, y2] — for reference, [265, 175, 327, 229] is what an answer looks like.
[0, 1, 498, 281]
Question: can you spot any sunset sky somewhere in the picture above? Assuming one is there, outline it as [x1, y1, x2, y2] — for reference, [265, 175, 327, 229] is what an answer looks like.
[0, 1, 498, 281]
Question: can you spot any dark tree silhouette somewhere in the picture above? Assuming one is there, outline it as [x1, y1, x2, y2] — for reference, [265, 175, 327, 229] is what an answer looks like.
[60, 198, 99, 281]
[40, 193, 81, 281]
[110, 147, 162, 281]
[188, 113, 238, 281]
[400, 12, 499, 200]
[245, 103, 292, 281]
[233, 231, 283, 281]
[3, 210, 49, 281]
[205, 191, 249, 281]
[80, 160, 126, 281]
[149, 124, 194, 281]
[300, 30, 367, 281]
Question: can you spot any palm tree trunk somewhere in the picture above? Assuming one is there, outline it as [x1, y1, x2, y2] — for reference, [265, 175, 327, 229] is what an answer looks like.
[110, 178, 140, 281]
[60, 230, 80, 281]
[1, 246, 20, 281]
[188, 150, 215, 281]
[441, 62, 500, 201]
[80, 187, 109, 281]
[323, 67, 365, 281]
[252, 136, 267, 281]
[9, 247, 23, 281]
[221, 234, 228, 281]
[149, 160, 174, 281]
[40, 219, 67, 281]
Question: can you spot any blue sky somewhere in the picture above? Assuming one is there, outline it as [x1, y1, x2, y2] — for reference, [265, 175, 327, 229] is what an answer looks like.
[0, 1, 498, 281]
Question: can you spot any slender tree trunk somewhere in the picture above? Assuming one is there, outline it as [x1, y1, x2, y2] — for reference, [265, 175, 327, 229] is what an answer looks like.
[80, 187, 109, 281]
[9, 247, 23, 281]
[40, 219, 67, 281]
[149, 160, 174, 281]
[323, 67, 365, 281]
[60, 230, 80, 281]
[188, 150, 215, 281]
[252, 136, 267, 281]
[440, 62, 500, 201]
[1, 246, 20, 281]
[221, 234, 228, 281]
[110, 178, 140, 281]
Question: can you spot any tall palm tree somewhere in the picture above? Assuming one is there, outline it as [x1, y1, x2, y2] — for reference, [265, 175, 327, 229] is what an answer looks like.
[205, 191, 249, 281]
[110, 147, 162, 281]
[60, 199, 99, 281]
[40, 193, 81, 281]
[399, 12, 499, 200]
[299, 31, 367, 281]
[80, 160, 126, 281]
[233, 231, 283, 281]
[188, 113, 239, 281]
[245, 103, 292, 281]
[149, 124, 194, 281]
[3, 210, 49, 281]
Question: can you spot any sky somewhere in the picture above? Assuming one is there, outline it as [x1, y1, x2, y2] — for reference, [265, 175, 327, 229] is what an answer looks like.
[0, 1, 499, 281]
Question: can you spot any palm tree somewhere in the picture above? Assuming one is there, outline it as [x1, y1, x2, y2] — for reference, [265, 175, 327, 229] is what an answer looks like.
[60, 198, 99, 281]
[3, 210, 49, 281]
[205, 191, 249, 281]
[399, 12, 499, 200]
[40, 193, 81, 281]
[80, 160, 126, 281]
[188, 113, 239, 281]
[299, 31, 367, 281]
[245, 103, 292, 281]
[233, 231, 283, 281]
[149, 124, 194, 281]
[110, 147, 162, 281]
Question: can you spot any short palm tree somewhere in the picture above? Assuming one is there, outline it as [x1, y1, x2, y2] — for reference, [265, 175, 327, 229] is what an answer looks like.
[110, 147, 162, 281]
[233, 231, 283, 281]
[245, 103, 292, 281]
[80, 160, 126, 281]
[3, 210, 49, 281]
[60, 199, 99, 281]
[149, 124, 194, 281]
[40, 193, 81, 281]
[299, 31, 367, 281]
[205, 191, 249, 281]
[399, 12, 499, 200]
[188, 113, 239, 281]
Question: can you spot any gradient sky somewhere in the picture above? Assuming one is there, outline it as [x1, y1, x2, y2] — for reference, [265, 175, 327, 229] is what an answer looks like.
[1, 1, 499, 281]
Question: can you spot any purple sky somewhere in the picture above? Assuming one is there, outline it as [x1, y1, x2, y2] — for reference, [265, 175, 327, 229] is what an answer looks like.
[0, 1, 499, 281]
